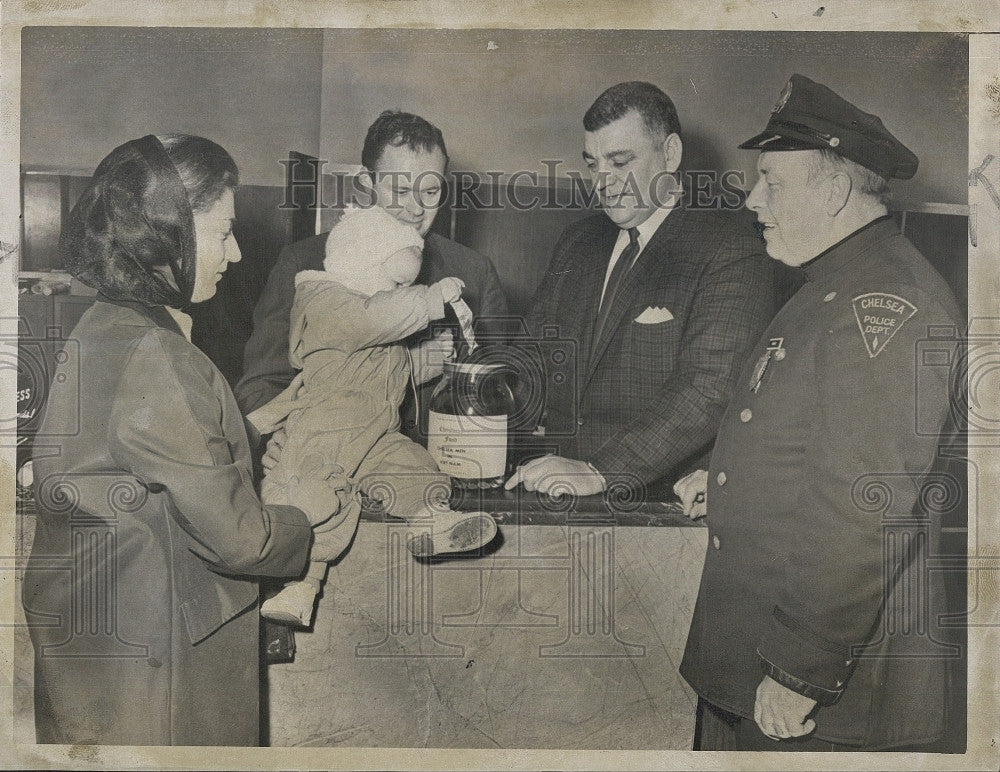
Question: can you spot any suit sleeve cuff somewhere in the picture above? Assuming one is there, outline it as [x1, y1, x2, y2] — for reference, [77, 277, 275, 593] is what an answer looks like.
[757, 605, 856, 706]
[583, 461, 607, 490]
[585, 457, 644, 502]
[586, 435, 624, 481]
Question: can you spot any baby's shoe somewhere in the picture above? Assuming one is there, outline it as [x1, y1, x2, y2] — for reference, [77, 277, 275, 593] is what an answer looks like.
[406, 510, 497, 557]
[260, 577, 322, 627]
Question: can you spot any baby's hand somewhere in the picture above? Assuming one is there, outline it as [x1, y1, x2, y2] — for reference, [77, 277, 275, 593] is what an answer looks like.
[433, 277, 465, 304]
[261, 427, 287, 472]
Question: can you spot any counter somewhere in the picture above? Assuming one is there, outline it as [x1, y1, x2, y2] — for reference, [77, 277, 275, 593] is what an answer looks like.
[267, 488, 707, 749]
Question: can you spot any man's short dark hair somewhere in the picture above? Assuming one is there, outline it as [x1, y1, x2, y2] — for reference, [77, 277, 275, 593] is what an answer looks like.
[361, 110, 449, 170]
[583, 81, 682, 142]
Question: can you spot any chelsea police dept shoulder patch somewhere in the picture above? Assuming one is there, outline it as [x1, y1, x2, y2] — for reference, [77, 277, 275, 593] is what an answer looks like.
[851, 293, 917, 358]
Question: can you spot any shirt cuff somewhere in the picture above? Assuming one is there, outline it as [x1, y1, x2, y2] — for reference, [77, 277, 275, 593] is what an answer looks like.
[584, 461, 607, 490]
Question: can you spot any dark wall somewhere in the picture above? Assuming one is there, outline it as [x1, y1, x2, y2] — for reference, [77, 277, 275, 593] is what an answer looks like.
[21, 27, 324, 186]
[21, 28, 968, 202]
[319, 30, 969, 207]
[894, 211, 969, 315]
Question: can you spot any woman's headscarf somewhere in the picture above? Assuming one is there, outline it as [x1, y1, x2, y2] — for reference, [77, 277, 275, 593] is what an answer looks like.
[60, 135, 197, 308]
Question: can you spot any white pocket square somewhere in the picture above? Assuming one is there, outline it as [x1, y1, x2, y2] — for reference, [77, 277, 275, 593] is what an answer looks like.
[634, 306, 674, 324]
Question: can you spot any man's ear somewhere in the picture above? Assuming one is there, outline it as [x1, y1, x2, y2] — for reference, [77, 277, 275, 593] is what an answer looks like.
[826, 170, 852, 216]
[662, 133, 683, 174]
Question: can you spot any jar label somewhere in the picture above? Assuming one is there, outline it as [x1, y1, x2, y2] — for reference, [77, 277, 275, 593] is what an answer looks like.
[427, 411, 507, 479]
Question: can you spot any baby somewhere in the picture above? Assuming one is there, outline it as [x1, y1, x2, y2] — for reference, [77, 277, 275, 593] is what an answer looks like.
[257, 204, 497, 627]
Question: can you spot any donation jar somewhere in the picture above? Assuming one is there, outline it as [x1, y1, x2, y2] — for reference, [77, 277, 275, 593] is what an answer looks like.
[428, 361, 515, 488]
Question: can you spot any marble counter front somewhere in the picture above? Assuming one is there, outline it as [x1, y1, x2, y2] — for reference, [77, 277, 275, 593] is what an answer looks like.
[268, 497, 708, 749]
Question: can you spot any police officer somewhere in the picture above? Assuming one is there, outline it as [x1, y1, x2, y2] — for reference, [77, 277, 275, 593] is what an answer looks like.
[675, 74, 962, 750]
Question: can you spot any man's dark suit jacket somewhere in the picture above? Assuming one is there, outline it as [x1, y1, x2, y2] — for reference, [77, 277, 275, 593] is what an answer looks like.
[235, 230, 509, 430]
[523, 206, 776, 490]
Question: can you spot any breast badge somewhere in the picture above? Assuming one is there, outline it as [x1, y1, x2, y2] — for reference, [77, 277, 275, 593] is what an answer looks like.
[852, 293, 917, 358]
[749, 337, 786, 393]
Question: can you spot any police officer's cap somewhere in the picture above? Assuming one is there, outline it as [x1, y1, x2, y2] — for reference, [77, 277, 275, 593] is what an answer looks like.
[739, 74, 918, 180]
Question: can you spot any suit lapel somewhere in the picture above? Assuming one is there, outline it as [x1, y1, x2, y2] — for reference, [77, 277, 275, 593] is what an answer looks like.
[585, 208, 686, 382]
[574, 221, 620, 374]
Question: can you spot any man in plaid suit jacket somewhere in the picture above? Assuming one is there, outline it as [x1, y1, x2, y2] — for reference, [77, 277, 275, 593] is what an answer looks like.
[507, 81, 776, 497]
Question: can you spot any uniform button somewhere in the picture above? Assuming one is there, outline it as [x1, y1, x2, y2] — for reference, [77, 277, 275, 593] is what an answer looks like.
[740, 409, 752, 423]
[823, 291, 837, 302]
[577, 418, 584, 426]
[717, 472, 727, 486]
[712, 535, 721, 550]
[774, 349, 786, 361]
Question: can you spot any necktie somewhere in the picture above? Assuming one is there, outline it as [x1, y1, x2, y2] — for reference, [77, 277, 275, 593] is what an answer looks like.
[592, 227, 640, 353]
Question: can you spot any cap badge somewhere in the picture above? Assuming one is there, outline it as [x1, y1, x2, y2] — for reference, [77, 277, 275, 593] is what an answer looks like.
[852, 293, 917, 358]
[772, 80, 793, 114]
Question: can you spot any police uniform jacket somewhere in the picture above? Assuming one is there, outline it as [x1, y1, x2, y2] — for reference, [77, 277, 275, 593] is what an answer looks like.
[680, 216, 962, 747]
[23, 299, 313, 745]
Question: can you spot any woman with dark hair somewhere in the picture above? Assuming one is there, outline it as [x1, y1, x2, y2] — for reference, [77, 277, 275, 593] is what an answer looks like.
[22, 134, 336, 746]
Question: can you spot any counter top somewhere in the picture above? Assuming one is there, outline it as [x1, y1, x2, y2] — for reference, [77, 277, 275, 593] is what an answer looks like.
[360, 481, 702, 528]
[20, 485, 701, 528]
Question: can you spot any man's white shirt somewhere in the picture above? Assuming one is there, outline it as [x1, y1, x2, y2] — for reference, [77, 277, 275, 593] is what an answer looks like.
[599, 204, 675, 305]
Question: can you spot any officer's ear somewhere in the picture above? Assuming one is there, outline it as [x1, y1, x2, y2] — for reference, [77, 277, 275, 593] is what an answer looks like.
[825, 170, 852, 216]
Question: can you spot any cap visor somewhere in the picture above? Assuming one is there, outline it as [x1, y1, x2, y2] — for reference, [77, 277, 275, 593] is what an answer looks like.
[738, 129, 829, 151]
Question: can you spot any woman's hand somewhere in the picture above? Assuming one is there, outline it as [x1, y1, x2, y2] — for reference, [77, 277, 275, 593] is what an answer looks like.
[286, 461, 347, 527]
[245, 373, 304, 436]
[432, 277, 465, 304]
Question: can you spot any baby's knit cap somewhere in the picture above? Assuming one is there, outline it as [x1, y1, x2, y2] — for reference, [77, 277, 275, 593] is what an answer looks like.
[323, 204, 424, 295]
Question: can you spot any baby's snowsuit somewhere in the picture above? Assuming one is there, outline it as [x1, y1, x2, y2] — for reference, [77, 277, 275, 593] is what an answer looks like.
[261, 270, 450, 562]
